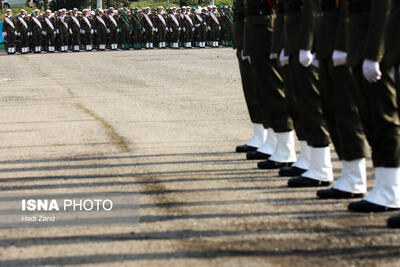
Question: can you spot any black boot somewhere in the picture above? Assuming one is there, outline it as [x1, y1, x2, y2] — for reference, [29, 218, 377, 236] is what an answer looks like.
[235, 144, 257, 153]
[288, 177, 331, 188]
[279, 166, 307, 177]
[348, 200, 400, 212]
[317, 188, 364, 199]
[257, 160, 293, 170]
[246, 151, 270, 160]
[387, 214, 400, 228]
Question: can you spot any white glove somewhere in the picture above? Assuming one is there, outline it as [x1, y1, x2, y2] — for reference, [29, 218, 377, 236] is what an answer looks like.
[218, 26, 221, 30]
[269, 53, 278, 60]
[362, 59, 382, 83]
[332, 50, 347, 67]
[69, 28, 72, 34]
[192, 27, 195, 31]
[107, 28, 110, 33]
[195, 23, 200, 27]
[56, 29, 59, 34]
[279, 49, 289, 67]
[183, 28, 186, 32]
[178, 27, 181, 31]
[14, 31, 17, 35]
[152, 27, 156, 32]
[241, 49, 251, 64]
[91, 29, 94, 34]
[207, 26, 211, 31]
[299, 49, 313, 67]
[143, 28, 146, 32]
[311, 53, 319, 68]
[17, 32, 21, 36]
[2, 32, 6, 38]
[42, 31, 47, 36]
[28, 32, 32, 36]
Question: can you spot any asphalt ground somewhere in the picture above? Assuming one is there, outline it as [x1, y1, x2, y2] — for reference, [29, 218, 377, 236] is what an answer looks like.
[0, 48, 399, 266]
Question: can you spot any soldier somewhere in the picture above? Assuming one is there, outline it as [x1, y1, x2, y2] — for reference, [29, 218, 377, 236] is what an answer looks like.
[94, 8, 107, 51]
[154, 6, 167, 48]
[167, 6, 180, 48]
[106, 8, 118, 50]
[345, 0, 400, 213]
[130, 7, 143, 50]
[69, 8, 81, 52]
[118, 8, 131, 50]
[242, 0, 297, 170]
[312, 0, 370, 199]
[233, 0, 267, 153]
[193, 8, 206, 48]
[181, 6, 193, 48]
[142, 7, 155, 49]
[208, 5, 220, 48]
[224, 5, 233, 47]
[42, 10, 56, 52]
[16, 9, 29, 54]
[30, 9, 43, 53]
[218, 6, 226, 46]
[2, 9, 17, 54]
[178, 7, 185, 47]
[81, 9, 93, 51]
[57, 9, 69, 52]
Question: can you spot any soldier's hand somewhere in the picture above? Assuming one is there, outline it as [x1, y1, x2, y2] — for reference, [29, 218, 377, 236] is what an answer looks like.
[279, 49, 289, 67]
[299, 49, 313, 67]
[362, 59, 382, 83]
[241, 49, 251, 64]
[311, 53, 319, 68]
[269, 53, 278, 60]
[332, 50, 347, 67]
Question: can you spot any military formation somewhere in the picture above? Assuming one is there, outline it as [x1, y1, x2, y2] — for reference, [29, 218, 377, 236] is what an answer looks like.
[1, 5, 233, 54]
[234, 0, 400, 228]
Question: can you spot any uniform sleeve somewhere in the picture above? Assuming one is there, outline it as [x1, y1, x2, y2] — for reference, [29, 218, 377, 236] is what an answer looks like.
[298, 0, 317, 50]
[363, 0, 390, 62]
[333, 0, 347, 52]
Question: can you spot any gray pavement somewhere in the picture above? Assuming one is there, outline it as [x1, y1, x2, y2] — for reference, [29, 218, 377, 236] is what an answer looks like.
[0, 48, 399, 266]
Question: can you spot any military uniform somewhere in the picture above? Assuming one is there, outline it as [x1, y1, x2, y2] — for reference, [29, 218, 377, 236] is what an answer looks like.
[193, 10, 207, 48]
[2, 14, 17, 54]
[130, 10, 143, 49]
[118, 11, 131, 50]
[142, 10, 155, 49]
[167, 11, 180, 48]
[154, 11, 167, 48]
[57, 14, 69, 52]
[94, 12, 107, 50]
[181, 10, 194, 48]
[243, 0, 297, 169]
[69, 14, 81, 51]
[43, 14, 56, 52]
[107, 12, 119, 50]
[233, 0, 267, 153]
[81, 13, 93, 51]
[30, 13, 43, 53]
[207, 9, 220, 47]
[16, 14, 29, 54]
[346, 0, 400, 212]
[224, 7, 233, 47]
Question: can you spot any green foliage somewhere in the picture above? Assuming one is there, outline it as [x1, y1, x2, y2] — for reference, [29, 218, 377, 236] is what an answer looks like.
[128, 0, 232, 9]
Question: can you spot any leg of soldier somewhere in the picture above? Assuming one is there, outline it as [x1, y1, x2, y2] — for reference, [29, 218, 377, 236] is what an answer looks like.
[316, 59, 370, 199]
[287, 54, 333, 187]
[235, 49, 267, 153]
[348, 66, 400, 212]
[249, 56, 297, 169]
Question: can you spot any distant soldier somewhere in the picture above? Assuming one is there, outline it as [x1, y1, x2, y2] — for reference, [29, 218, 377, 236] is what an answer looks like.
[94, 8, 107, 51]
[43, 10, 56, 52]
[218, 6, 226, 46]
[57, 9, 69, 52]
[224, 5, 233, 47]
[16, 9, 29, 54]
[107, 8, 118, 50]
[142, 7, 155, 49]
[181, 6, 193, 48]
[81, 9, 93, 51]
[154, 6, 167, 48]
[2, 9, 17, 54]
[30, 9, 43, 53]
[178, 7, 185, 47]
[69, 8, 81, 52]
[118, 8, 131, 50]
[193, 8, 206, 48]
[167, 7, 180, 48]
[208, 5, 220, 47]
[130, 7, 143, 49]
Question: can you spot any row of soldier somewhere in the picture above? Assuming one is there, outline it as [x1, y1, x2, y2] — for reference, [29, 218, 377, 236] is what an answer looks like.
[234, 0, 400, 228]
[1, 5, 233, 54]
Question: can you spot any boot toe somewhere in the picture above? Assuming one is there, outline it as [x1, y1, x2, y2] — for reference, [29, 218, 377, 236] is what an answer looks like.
[288, 176, 331, 188]
[279, 166, 307, 177]
[316, 188, 364, 199]
[235, 144, 257, 153]
[246, 151, 270, 160]
[348, 200, 400, 213]
[387, 214, 400, 228]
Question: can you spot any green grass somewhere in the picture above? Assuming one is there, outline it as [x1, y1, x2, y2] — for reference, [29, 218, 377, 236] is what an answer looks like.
[0, 6, 43, 20]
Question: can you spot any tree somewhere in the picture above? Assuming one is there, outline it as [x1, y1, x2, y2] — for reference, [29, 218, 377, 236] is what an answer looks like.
[50, 0, 92, 10]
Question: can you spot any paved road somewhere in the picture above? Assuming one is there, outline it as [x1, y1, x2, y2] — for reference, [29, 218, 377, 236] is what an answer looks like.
[0, 49, 399, 266]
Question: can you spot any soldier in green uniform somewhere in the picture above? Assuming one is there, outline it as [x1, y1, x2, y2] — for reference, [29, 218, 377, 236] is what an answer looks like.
[218, 6, 226, 46]
[224, 5, 233, 47]
[281, 0, 334, 187]
[345, 0, 400, 213]
[43, 10, 56, 52]
[243, 0, 297, 169]
[118, 8, 131, 50]
[130, 7, 143, 49]
[311, 0, 370, 199]
[233, 0, 267, 153]
[2, 9, 17, 54]
[16, 9, 29, 54]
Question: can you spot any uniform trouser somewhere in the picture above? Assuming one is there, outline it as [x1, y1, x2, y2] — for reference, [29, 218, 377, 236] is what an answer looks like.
[197, 27, 206, 42]
[134, 30, 142, 44]
[46, 32, 55, 46]
[82, 32, 92, 45]
[209, 27, 218, 40]
[72, 32, 80, 45]
[144, 29, 153, 43]
[157, 29, 166, 42]
[352, 66, 400, 167]
[281, 64, 307, 141]
[250, 56, 293, 133]
[318, 59, 369, 160]
[169, 30, 179, 42]
[97, 29, 106, 46]
[58, 32, 68, 46]
[236, 49, 264, 124]
[184, 28, 193, 42]
[288, 54, 330, 147]
[109, 30, 118, 44]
